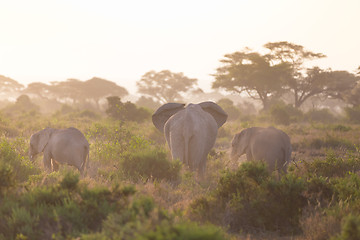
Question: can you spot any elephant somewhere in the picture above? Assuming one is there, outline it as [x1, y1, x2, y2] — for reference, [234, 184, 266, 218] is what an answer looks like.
[231, 127, 292, 173]
[152, 102, 228, 175]
[29, 127, 90, 175]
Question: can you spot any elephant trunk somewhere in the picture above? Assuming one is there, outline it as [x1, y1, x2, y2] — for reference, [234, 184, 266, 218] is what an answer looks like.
[29, 149, 36, 163]
[230, 148, 239, 161]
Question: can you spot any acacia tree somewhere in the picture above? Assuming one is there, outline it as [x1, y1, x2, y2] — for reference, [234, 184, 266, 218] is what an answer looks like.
[137, 70, 199, 103]
[23, 77, 128, 109]
[0, 75, 24, 100]
[264, 42, 357, 108]
[212, 50, 291, 110]
[345, 67, 360, 107]
[214, 41, 358, 110]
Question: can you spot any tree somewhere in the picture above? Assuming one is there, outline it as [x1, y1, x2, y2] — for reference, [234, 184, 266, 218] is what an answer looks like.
[216, 98, 241, 121]
[106, 96, 150, 122]
[212, 50, 291, 110]
[22, 82, 52, 99]
[22, 77, 129, 109]
[213, 41, 357, 110]
[137, 70, 198, 103]
[82, 77, 129, 108]
[0, 75, 24, 100]
[263, 41, 356, 108]
[345, 68, 360, 107]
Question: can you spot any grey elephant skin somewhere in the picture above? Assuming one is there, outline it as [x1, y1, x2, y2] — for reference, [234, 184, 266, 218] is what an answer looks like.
[29, 127, 90, 174]
[152, 102, 228, 175]
[231, 127, 292, 172]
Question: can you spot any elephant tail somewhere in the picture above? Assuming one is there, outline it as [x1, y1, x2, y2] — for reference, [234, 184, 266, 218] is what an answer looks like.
[184, 134, 189, 167]
[283, 144, 292, 169]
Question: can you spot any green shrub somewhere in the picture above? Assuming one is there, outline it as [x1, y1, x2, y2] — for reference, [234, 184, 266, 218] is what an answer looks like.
[333, 173, 360, 203]
[0, 138, 40, 183]
[308, 135, 355, 151]
[344, 106, 360, 123]
[305, 108, 336, 123]
[302, 151, 360, 178]
[191, 161, 307, 234]
[0, 163, 16, 194]
[217, 98, 241, 121]
[270, 103, 303, 125]
[332, 124, 352, 132]
[332, 214, 360, 240]
[0, 173, 139, 240]
[121, 147, 182, 182]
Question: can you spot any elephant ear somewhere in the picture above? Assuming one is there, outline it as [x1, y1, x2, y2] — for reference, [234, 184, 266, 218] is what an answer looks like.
[36, 128, 54, 153]
[199, 101, 228, 128]
[152, 103, 185, 132]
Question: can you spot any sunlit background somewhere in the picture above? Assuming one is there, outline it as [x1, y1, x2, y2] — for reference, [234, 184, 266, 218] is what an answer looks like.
[1, 0, 359, 93]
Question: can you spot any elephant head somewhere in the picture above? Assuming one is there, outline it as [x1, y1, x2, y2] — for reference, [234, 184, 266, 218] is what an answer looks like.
[152, 101, 228, 132]
[231, 128, 253, 160]
[29, 128, 55, 162]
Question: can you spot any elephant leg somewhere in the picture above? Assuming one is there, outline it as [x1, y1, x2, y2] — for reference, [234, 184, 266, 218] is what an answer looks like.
[169, 134, 185, 164]
[52, 160, 60, 171]
[188, 138, 206, 174]
[43, 154, 52, 172]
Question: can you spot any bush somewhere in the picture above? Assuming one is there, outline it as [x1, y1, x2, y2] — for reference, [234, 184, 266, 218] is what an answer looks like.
[0, 163, 16, 195]
[270, 103, 303, 125]
[121, 147, 182, 182]
[332, 214, 360, 240]
[0, 138, 40, 184]
[344, 106, 360, 123]
[301, 151, 360, 178]
[191, 161, 307, 234]
[106, 96, 151, 122]
[305, 108, 336, 123]
[0, 174, 139, 240]
[217, 98, 241, 121]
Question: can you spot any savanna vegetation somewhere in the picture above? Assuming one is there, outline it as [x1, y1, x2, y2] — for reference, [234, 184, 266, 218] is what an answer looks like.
[0, 41, 360, 239]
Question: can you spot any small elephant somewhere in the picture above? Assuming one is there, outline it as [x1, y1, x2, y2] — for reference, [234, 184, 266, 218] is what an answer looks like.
[29, 127, 89, 174]
[152, 102, 228, 175]
[231, 127, 292, 172]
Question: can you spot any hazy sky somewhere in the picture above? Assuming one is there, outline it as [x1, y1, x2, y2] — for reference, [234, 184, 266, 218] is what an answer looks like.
[1, 0, 359, 94]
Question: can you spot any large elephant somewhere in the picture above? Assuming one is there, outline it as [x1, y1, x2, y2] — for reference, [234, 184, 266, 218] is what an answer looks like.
[152, 102, 228, 175]
[29, 127, 89, 174]
[231, 127, 292, 172]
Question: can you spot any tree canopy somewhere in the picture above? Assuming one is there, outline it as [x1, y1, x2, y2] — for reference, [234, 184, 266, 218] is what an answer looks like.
[0, 75, 24, 100]
[23, 77, 128, 109]
[212, 49, 291, 110]
[137, 70, 199, 103]
[213, 41, 359, 110]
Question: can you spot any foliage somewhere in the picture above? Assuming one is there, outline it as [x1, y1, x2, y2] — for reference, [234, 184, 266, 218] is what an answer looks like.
[0, 138, 40, 186]
[344, 106, 360, 123]
[106, 96, 151, 122]
[121, 147, 182, 182]
[216, 98, 241, 121]
[136, 95, 161, 110]
[270, 102, 303, 125]
[23, 77, 128, 110]
[213, 41, 358, 110]
[332, 214, 360, 240]
[137, 70, 199, 103]
[305, 108, 336, 123]
[299, 151, 360, 179]
[212, 48, 290, 110]
[306, 135, 355, 151]
[191, 161, 307, 234]
[2, 95, 40, 118]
